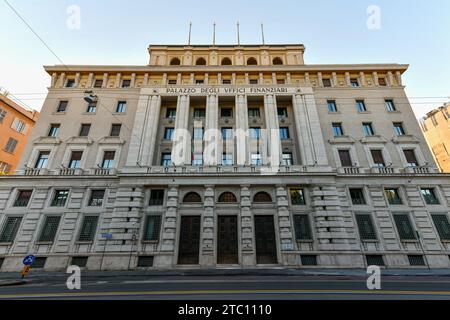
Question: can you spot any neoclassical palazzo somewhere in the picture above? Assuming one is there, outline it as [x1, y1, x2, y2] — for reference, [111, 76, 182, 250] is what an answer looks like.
[0, 44, 450, 271]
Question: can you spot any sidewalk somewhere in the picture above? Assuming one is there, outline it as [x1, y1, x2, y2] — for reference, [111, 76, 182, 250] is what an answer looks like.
[2, 267, 450, 285]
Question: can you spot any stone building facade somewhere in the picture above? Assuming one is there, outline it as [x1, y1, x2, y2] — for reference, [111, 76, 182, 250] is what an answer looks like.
[1, 44, 450, 271]
[420, 102, 450, 172]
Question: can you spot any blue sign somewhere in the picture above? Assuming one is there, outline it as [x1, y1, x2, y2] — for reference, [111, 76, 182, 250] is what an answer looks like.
[23, 255, 35, 266]
[101, 233, 113, 239]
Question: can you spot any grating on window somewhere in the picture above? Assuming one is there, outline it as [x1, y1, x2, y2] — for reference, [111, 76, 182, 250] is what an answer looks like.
[293, 215, 313, 241]
[0, 216, 22, 243]
[143, 216, 162, 241]
[408, 255, 425, 266]
[38, 216, 61, 242]
[301, 255, 317, 266]
[71, 256, 88, 268]
[137, 256, 154, 267]
[431, 214, 450, 240]
[355, 214, 377, 240]
[31, 257, 47, 269]
[366, 255, 385, 266]
[78, 216, 99, 242]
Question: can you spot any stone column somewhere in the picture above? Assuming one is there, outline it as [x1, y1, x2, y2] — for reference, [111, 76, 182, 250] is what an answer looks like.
[157, 185, 179, 267]
[115, 73, 122, 88]
[143, 73, 149, 86]
[204, 95, 219, 165]
[130, 73, 136, 87]
[359, 72, 366, 86]
[240, 185, 254, 266]
[125, 95, 161, 167]
[200, 185, 215, 266]
[102, 73, 108, 88]
[387, 71, 394, 87]
[51, 73, 58, 87]
[172, 95, 191, 165]
[396, 71, 403, 86]
[87, 73, 94, 88]
[74, 73, 81, 87]
[332, 72, 338, 87]
[58, 73, 66, 88]
[372, 72, 379, 87]
[263, 94, 281, 166]
[292, 92, 328, 166]
[236, 95, 249, 165]
[317, 72, 323, 87]
[276, 185, 295, 265]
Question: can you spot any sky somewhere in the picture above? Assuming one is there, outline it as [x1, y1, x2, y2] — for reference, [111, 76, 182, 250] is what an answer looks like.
[0, 0, 449, 117]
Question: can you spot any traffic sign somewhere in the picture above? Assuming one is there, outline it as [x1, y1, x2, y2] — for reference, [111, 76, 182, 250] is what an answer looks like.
[22, 255, 35, 266]
[21, 265, 30, 279]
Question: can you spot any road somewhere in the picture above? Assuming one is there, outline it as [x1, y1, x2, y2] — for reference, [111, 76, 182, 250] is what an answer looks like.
[1, 274, 450, 299]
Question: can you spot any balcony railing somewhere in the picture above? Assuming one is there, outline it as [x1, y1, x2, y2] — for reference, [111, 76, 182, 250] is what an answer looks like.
[59, 168, 84, 176]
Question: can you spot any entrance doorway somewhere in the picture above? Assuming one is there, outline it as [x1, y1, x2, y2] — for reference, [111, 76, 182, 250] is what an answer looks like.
[254, 215, 277, 264]
[217, 216, 238, 264]
[178, 216, 201, 264]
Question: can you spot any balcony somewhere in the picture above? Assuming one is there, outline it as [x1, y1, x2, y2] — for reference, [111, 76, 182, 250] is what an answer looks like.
[402, 166, 434, 174]
[337, 167, 361, 174]
[24, 168, 48, 176]
[90, 168, 116, 176]
[59, 168, 84, 176]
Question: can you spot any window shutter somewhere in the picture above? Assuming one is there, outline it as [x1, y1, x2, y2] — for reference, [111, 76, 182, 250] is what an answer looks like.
[22, 124, 29, 135]
[371, 150, 385, 166]
[338, 150, 352, 167]
[10, 118, 18, 130]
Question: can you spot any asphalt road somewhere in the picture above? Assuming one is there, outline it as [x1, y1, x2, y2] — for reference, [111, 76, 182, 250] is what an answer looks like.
[1, 275, 450, 300]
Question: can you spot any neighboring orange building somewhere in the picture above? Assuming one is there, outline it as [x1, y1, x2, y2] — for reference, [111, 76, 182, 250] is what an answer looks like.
[0, 92, 39, 174]
[420, 102, 450, 172]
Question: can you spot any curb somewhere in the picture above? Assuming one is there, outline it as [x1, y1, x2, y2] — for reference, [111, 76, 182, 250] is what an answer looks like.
[0, 280, 27, 287]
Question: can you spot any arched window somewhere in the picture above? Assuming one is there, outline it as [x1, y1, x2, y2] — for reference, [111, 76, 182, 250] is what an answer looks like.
[170, 57, 181, 65]
[273, 57, 283, 65]
[253, 192, 272, 203]
[221, 57, 232, 65]
[247, 57, 258, 65]
[183, 192, 202, 203]
[195, 57, 207, 65]
[218, 192, 237, 203]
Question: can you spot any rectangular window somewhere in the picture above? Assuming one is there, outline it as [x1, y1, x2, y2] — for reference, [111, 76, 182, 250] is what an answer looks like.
[221, 127, 233, 140]
[408, 255, 425, 266]
[48, 124, 60, 137]
[356, 100, 367, 112]
[193, 108, 205, 118]
[38, 216, 61, 242]
[282, 152, 293, 166]
[350, 79, 359, 87]
[66, 79, 75, 87]
[31, 257, 46, 269]
[51, 190, 69, 207]
[338, 149, 353, 167]
[68, 151, 83, 169]
[168, 79, 177, 85]
[195, 79, 204, 85]
[366, 255, 385, 266]
[250, 127, 261, 139]
[355, 214, 377, 240]
[149, 190, 164, 206]
[280, 127, 290, 139]
[393, 214, 416, 240]
[322, 78, 332, 87]
[248, 108, 260, 118]
[193, 127, 204, 140]
[4, 138, 18, 153]
[0, 108, 7, 122]
[385, 188, 403, 205]
[222, 79, 231, 85]
[251, 153, 262, 165]
[88, 190, 105, 206]
[249, 79, 258, 84]
[164, 127, 174, 140]
[363, 123, 375, 136]
[116, 101, 126, 113]
[0, 161, 11, 174]
[301, 255, 317, 266]
[166, 108, 176, 118]
[121, 79, 131, 88]
[143, 216, 162, 241]
[290, 189, 306, 205]
[327, 100, 337, 112]
[79, 124, 91, 136]
[86, 101, 97, 113]
[93, 79, 103, 88]
[137, 256, 154, 267]
[57, 101, 68, 112]
[293, 215, 313, 241]
[421, 188, 440, 205]
[192, 154, 203, 166]
[161, 153, 172, 166]
[110, 124, 121, 137]
[71, 257, 88, 267]
[403, 149, 419, 167]
[432, 214, 450, 240]
[385, 99, 396, 112]
[101, 151, 115, 168]
[277, 78, 285, 85]
[0, 217, 22, 243]
[35, 151, 50, 169]
[332, 123, 344, 136]
[12, 119, 26, 133]
[350, 188, 366, 205]
[221, 108, 233, 118]
[393, 122, 405, 135]
[378, 78, 387, 86]
[370, 149, 385, 167]
[277, 107, 288, 118]
[14, 190, 32, 207]
[78, 216, 99, 242]
[222, 153, 233, 166]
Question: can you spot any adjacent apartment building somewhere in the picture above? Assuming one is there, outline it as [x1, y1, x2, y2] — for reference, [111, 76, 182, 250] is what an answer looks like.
[0, 92, 39, 175]
[1, 43, 450, 271]
[420, 102, 450, 172]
